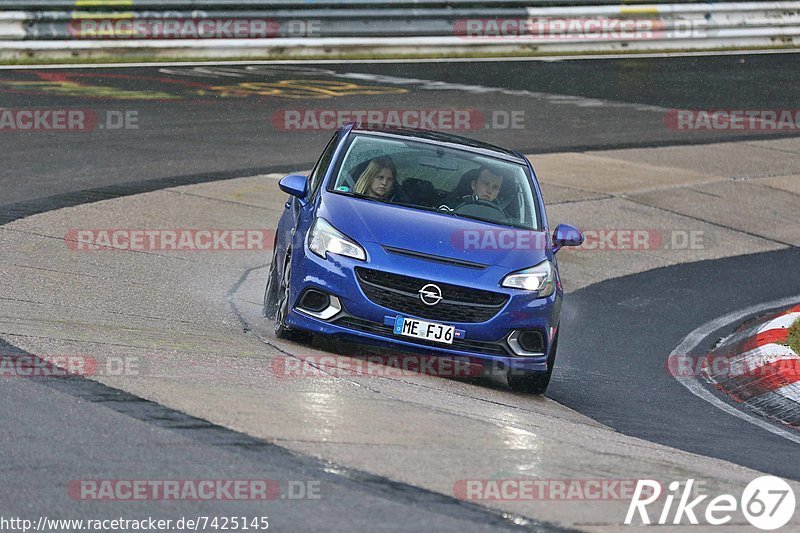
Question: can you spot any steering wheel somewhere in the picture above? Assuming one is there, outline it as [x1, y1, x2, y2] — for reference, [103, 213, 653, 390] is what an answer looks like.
[453, 195, 510, 220]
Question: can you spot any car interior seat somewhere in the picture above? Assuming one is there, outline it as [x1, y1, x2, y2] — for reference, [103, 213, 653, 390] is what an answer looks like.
[442, 168, 481, 207]
[394, 178, 437, 207]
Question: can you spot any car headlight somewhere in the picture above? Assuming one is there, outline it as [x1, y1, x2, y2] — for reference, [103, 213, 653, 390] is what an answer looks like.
[308, 218, 366, 261]
[501, 260, 555, 298]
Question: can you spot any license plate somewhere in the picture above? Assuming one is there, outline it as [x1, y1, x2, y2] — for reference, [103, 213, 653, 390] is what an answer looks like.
[393, 316, 455, 345]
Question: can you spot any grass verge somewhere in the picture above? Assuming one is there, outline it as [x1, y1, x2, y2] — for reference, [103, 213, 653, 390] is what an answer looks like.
[789, 317, 800, 355]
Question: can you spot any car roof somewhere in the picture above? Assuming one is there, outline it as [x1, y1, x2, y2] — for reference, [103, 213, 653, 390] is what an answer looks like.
[349, 125, 526, 164]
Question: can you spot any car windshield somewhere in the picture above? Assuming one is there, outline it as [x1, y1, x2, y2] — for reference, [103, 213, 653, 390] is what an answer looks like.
[328, 133, 541, 230]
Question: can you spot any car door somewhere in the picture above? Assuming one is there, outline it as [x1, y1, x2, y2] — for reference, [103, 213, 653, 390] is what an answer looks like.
[275, 129, 344, 280]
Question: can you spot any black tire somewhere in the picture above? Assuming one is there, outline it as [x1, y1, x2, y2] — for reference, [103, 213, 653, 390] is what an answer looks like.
[507, 330, 559, 394]
[273, 248, 312, 343]
[263, 242, 280, 319]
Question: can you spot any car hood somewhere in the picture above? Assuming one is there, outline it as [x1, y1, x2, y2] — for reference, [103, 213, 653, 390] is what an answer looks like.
[318, 192, 549, 270]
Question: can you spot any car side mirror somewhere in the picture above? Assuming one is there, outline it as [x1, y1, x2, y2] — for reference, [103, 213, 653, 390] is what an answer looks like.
[552, 224, 584, 254]
[279, 174, 309, 198]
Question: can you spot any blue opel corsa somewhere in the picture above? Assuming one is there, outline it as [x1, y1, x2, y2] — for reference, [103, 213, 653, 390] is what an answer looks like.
[265, 123, 583, 393]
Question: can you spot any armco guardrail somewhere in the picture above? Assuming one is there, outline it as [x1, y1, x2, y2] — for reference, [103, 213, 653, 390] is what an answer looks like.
[0, 1, 798, 57]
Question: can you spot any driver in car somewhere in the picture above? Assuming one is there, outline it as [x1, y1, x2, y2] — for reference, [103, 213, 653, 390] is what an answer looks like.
[439, 166, 510, 223]
[470, 167, 503, 203]
[439, 167, 509, 223]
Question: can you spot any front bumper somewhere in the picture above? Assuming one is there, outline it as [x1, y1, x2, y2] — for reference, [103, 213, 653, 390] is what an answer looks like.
[285, 242, 561, 373]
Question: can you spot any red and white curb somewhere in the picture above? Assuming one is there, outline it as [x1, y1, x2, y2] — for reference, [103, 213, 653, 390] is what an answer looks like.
[669, 296, 800, 444]
[704, 305, 800, 427]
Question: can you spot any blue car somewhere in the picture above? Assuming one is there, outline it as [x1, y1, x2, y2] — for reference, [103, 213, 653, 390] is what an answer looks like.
[265, 124, 583, 393]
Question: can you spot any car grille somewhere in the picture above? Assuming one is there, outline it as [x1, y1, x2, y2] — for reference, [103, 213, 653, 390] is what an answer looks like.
[333, 315, 511, 357]
[354, 267, 508, 323]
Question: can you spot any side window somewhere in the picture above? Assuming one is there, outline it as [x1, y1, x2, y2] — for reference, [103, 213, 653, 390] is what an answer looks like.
[308, 132, 339, 199]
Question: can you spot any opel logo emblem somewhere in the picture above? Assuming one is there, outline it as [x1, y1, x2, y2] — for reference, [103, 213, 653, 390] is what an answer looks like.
[419, 284, 443, 306]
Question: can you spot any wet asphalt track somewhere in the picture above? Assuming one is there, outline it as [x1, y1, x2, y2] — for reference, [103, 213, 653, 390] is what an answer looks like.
[3, 53, 800, 207]
[0, 340, 541, 532]
[551, 247, 800, 481]
[2, 53, 800, 528]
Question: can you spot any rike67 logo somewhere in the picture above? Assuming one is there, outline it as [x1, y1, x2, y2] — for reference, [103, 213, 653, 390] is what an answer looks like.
[626, 477, 796, 530]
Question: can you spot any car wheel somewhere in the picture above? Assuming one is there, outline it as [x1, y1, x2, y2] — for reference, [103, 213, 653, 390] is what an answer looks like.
[274, 248, 312, 343]
[507, 330, 558, 394]
[263, 240, 280, 319]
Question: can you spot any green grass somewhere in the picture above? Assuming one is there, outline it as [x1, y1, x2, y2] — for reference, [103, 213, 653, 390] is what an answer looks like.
[1, 44, 798, 66]
[789, 317, 800, 355]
